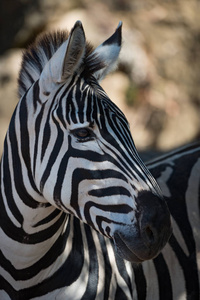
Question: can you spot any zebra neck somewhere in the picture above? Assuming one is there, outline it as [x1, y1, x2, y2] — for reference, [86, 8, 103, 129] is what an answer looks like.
[0, 140, 71, 278]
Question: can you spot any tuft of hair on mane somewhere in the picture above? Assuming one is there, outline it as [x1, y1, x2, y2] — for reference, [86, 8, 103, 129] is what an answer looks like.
[18, 30, 98, 99]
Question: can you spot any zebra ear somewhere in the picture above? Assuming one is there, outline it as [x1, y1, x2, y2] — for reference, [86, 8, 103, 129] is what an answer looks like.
[39, 21, 86, 98]
[89, 21, 122, 82]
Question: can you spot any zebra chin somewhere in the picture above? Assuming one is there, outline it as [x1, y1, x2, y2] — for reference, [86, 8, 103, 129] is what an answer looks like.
[113, 191, 172, 263]
[113, 229, 168, 263]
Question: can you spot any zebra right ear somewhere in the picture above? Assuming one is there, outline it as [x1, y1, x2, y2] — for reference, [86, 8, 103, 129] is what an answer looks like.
[39, 21, 86, 99]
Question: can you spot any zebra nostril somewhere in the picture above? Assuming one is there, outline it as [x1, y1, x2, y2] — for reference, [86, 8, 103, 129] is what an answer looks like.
[145, 226, 154, 243]
[144, 225, 155, 245]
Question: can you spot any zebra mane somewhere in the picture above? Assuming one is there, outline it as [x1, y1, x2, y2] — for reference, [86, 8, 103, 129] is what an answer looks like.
[18, 30, 99, 98]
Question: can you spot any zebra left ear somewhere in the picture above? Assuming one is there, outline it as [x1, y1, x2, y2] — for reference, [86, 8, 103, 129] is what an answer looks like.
[89, 21, 122, 81]
[39, 21, 86, 99]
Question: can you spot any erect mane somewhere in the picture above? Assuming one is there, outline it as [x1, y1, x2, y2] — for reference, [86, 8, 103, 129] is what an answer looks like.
[18, 30, 98, 98]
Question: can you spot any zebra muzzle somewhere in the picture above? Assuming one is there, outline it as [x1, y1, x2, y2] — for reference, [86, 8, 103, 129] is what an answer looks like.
[113, 191, 172, 263]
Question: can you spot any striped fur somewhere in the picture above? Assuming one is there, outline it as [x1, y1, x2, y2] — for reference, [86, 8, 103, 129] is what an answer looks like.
[132, 142, 200, 299]
[0, 21, 192, 299]
[1, 142, 199, 299]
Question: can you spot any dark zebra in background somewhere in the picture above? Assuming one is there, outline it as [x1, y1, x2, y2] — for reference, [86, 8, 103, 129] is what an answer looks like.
[134, 142, 200, 299]
[0, 20, 199, 300]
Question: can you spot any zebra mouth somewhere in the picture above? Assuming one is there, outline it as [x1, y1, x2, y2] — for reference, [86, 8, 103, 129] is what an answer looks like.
[113, 233, 144, 263]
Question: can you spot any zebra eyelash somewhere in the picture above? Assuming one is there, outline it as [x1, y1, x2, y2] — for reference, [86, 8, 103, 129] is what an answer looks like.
[70, 127, 96, 143]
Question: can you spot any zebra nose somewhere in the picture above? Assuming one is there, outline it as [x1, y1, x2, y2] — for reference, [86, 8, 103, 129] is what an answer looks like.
[138, 191, 172, 251]
[113, 191, 172, 263]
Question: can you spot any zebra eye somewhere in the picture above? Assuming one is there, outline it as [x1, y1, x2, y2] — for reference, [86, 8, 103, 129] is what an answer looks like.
[71, 128, 93, 142]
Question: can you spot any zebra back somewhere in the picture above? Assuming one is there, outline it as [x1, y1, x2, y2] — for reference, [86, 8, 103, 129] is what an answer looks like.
[133, 142, 200, 299]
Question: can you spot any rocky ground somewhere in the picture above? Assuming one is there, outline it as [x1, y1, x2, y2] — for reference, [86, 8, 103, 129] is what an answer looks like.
[0, 0, 200, 156]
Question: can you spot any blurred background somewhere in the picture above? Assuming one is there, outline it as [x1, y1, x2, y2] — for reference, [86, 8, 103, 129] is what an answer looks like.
[0, 0, 200, 157]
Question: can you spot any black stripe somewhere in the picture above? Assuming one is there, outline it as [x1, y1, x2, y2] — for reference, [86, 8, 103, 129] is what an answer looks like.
[33, 104, 45, 176]
[88, 186, 131, 198]
[98, 234, 113, 299]
[169, 234, 199, 299]
[32, 80, 40, 110]
[133, 264, 147, 300]
[53, 136, 73, 208]
[153, 253, 173, 300]
[164, 154, 198, 253]
[115, 284, 128, 299]
[9, 102, 40, 208]
[80, 224, 99, 300]
[86, 91, 94, 121]
[114, 246, 133, 298]
[0, 276, 18, 300]
[2, 139, 23, 224]
[40, 120, 64, 191]
[41, 85, 64, 161]
[19, 92, 41, 194]
[56, 98, 67, 129]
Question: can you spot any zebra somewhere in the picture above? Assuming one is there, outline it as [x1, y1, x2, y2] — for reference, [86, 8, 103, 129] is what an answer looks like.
[133, 142, 200, 300]
[0, 20, 173, 299]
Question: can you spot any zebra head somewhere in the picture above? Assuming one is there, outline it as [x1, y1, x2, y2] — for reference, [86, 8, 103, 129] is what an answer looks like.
[18, 21, 172, 263]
